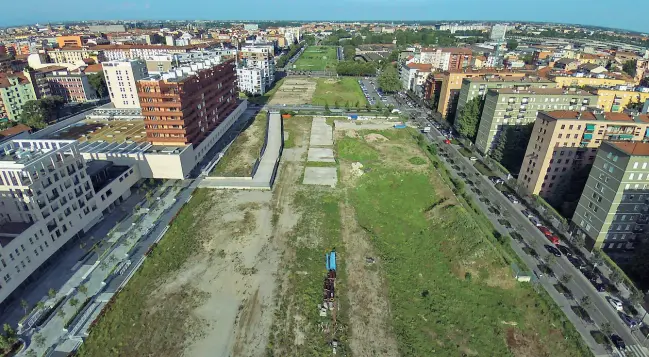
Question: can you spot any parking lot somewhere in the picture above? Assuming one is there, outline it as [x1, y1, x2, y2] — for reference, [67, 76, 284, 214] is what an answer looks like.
[358, 78, 398, 107]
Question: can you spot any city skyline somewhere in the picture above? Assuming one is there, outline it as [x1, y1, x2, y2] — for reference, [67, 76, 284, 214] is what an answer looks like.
[1, 0, 648, 34]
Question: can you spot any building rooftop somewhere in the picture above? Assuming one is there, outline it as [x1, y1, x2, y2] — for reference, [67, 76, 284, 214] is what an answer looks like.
[490, 88, 594, 95]
[140, 56, 228, 83]
[542, 110, 649, 123]
[463, 75, 553, 84]
[0, 140, 76, 168]
[607, 141, 649, 156]
[47, 120, 148, 143]
[0, 124, 31, 139]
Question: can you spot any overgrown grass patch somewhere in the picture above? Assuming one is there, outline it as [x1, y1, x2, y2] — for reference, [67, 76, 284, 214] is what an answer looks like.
[312, 78, 367, 107]
[341, 131, 592, 356]
[77, 189, 213, 357]
[210, 111, 268, 177]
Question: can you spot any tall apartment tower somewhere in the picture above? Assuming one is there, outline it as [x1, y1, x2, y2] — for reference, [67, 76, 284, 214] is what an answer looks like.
[137, 57, 237, 146]
[103, 59, 149, 109]
[519, 110, 649, 205]
[475, 88, 598, 154]
[0, 140, 97, 303]
[572, 141, 649, 250]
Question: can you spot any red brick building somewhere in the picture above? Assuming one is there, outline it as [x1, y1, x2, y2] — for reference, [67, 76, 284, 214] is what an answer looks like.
[137, 58, 238, 146]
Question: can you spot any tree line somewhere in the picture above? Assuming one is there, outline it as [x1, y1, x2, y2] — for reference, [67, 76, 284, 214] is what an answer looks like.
[336, 61, 376, 76]
[276, 41, 306, 68]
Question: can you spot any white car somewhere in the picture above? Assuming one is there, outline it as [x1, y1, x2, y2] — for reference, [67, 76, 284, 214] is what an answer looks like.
[609, 298, 624, 311]
[469, 156, 478, 161]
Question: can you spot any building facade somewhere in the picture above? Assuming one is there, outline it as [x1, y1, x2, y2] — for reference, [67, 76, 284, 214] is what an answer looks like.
[37, 68, 98, 103]
[103, 59, 149, 108]
[595, 88, 649, 113]
[0, 74, 37, 121]
[454, 76, 556, 127]
[519, 110, 649, 203]
[137, 57, 238, 146]
[475, 88, 597, 153]
[573, 141, 649, 250]
[0, 139, 137, 304]
[237, 46, 275, 95]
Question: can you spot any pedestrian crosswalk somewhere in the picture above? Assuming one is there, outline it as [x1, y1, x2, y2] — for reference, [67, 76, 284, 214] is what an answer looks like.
[618, 344, 649, 357]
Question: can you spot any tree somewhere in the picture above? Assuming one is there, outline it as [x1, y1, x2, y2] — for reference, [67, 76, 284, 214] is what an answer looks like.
[20, 299, 28, 315]
[324, 102, 331, 114]
[20, 96, 64, 129]
[69, 298, 79, 307]
[506, 39, 518, 51]
[354, 100, 360, 109]
[365, 102, 371, 112]
[33, 333, 46, 348]
[456, 97, 483, 141]
[377, 66, 402, 93]
[623, 59, 637, 77]
[334, 100, 340, 109]
[78, 284, 88, 296]
[36, 301, 45, 310]
[47, 288, 56, 299]
[57, 309, 65, 319]
[600, 322, 613, 337]
[342, 44, 356, 61]
[579, 295, 592, 310]
[3, 324, 16, 345]
[87, 72, 108, 98]
[490, 129, 507, 162]
[560, 273, 573, 285]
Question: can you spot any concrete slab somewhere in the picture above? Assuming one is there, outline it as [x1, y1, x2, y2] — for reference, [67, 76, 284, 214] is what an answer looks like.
[307, 147, 335, 162]
[303, 167, 337, 187]
[310, 117, 333, 147]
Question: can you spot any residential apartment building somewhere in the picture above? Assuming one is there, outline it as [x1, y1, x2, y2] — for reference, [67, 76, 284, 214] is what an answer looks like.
[428, 69, 529, 119]
[400, 63, 432, 92]
[95, 44, 215, 61]
[595, 87, 649, 112]
[47, 47, 103, 65]
[55, 35, 87, 48]
[237, 46, 275, 95]
[454, 76, 556, 128]
[416, 47, 472, 71]
[137, 57, 238, 146]
[0, 73, 37, 121]
[519, 110, 649, 204]
[0, 139, 138, 304]
[36, 67, 97, 103]
[103, 59, 149, 108]
[549, 73, 634, 87]
[475, 88, 597, 153]
[573, 141, 649, 250]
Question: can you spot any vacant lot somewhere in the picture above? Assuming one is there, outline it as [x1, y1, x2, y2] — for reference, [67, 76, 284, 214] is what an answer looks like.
[210, 111, 268, 177]
[312, 78, 367, 107]
[268, 78, 317, 106]
[335, 128, 592, 356]
[293, 46, 338, 71]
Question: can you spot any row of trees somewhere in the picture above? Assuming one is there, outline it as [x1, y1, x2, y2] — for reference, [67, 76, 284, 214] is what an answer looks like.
[490, 123, 534, 173]
[336, 61, 376, 76]
[324, 28, 485, 47]
[377, 66, 402, 93]
[342, 44, 356, 61]
[276, 41, 305, 68]
[455, 97, 484, 141]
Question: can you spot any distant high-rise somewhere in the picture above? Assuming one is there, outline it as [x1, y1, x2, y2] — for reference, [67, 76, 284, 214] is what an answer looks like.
[490, 24, 508, 42]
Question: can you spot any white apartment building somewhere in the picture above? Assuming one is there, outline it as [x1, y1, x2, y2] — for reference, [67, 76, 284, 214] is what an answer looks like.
[237, 67, 265, 95]
[238, 46, 275, 95]
[0, 140, 138, 304]
[102, 59, 148, 109]
[417, 48, 451, 71]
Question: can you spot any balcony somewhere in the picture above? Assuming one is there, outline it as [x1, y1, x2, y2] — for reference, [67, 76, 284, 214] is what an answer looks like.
[47, 222, 57, 233]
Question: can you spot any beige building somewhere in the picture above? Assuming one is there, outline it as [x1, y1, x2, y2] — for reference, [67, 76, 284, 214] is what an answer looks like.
[102, 59, 148, 109]
[475, 88, 597, 153]
[47, 47, 103, 65]
[594, 88, 649, 112]
[573, 141, 649, 250]
[519, 110, 649, 203]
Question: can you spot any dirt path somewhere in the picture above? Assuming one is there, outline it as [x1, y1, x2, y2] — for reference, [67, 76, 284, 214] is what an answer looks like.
[339, 194, 400, 357]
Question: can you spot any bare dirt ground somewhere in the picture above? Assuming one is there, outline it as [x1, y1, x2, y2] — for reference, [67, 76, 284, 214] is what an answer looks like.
[268, 78, 316, 106]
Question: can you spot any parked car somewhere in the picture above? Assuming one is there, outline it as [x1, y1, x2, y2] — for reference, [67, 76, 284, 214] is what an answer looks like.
[556, 245, 573, 256]
[522, 209, 533, 217]
[529, 216, 542, 227]
[611, 334, 626, 350]
[621, 313, 641, 328]
[538, 226, 552, 236]
[544, 244, 562, 257]
[488, 176, 504, 184]
[609, 298, 624, 311]
[469, 156, 478, 161]
[504, 193, 520, 204]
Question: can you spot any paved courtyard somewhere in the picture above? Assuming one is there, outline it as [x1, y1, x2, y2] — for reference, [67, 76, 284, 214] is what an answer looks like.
[307, 147, 335, 162]
[303, 167, 337, 187]
[309, 117, 333, 146]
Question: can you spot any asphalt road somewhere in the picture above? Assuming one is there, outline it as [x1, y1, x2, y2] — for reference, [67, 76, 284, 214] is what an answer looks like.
[417, 114, 649, 357]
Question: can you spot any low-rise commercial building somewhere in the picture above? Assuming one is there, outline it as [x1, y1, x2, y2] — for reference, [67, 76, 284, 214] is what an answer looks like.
[519, 110, 649, 205]
[475, 88, 597, 153]
[573, 141, 649, 250]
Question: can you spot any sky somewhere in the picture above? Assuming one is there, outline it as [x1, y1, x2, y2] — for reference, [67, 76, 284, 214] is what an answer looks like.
[1, 0, 647, 34]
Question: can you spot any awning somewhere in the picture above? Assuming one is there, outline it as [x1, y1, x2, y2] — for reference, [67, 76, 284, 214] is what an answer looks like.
[586, 124, 596, 130]
[583, 133, 593, 140]
[619, 134, 634, 139]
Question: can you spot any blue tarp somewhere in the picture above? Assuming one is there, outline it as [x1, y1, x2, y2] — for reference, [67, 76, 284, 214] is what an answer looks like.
[326, 251, 337, 271]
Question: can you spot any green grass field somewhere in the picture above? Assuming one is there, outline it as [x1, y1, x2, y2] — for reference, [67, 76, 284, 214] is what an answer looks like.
[293, 46, 338, 71]
[311, 78, 367, 107]
[337, 129, 592, 357]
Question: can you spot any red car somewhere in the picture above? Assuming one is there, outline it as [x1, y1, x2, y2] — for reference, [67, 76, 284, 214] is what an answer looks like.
[538, 226, 551, 236]
[547, 235, 560, 245]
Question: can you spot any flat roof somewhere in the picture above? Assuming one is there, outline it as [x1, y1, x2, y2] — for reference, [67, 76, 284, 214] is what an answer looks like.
[463, 76, 554, 84]
[542, 110, 649, 123]
[491, 88, 594, 95]
[78, 141, 152, 155]
[48, 120, 148, 143]
[607, 141, 649, 156]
